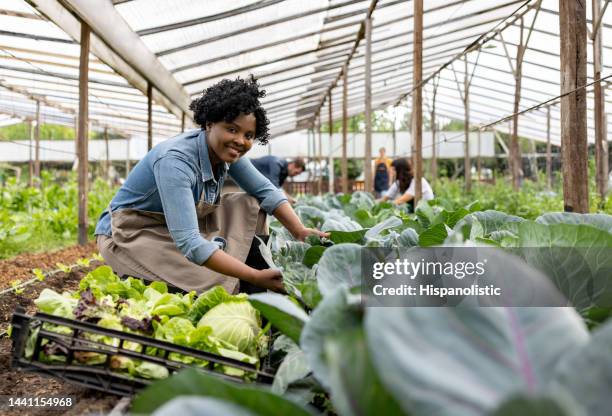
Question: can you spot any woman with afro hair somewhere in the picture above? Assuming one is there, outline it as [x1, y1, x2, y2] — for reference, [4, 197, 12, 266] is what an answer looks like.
[95, 76, 326, 294]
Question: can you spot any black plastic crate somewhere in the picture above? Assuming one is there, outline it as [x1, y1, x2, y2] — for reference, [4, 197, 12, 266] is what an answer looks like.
[10, 306, 275, 397]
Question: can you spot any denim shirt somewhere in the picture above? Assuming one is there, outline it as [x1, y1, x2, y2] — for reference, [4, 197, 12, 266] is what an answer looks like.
[95, 129, 288, 265]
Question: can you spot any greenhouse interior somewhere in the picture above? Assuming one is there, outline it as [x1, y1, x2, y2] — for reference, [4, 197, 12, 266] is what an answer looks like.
[0, 0, 611, 415]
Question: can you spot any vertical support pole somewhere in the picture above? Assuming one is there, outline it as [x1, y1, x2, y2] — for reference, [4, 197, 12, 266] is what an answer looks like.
[477, 129, 482, 182]
[412, 0, 423, 201]
[125, 137, 131, 176]
[559, 0, 589, 212]
[463, 56, 471, 192]
[34, 100, 41, 184]
[530, 138, 538, 182]
[28, 120, 33, 187]
[592, 0, 608, 203]
[430, 78, 438, 184]
[104, 126, 110, 183]
[392, 106, 397, 157]
[317, 116, 323, 195]
[328, 93, 334, 193]
[181, 111, 186, 133]
[307, 128, 312, 167]
[363, 15, 373, 193]
[147, 81, 153, 151]
[77, 22, 90, 245]
[74, 115, 78, 160]
[342, 65, 349, 194]
[546, 106, 552, 189]
[510, 19, 525, 191]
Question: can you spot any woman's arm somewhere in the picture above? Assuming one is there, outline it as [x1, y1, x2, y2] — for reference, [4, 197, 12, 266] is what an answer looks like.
[230, 158, 327, 240]
[273, 202, 328, 240]
[155, 157, 286, 293]
[394, 192, 414, 205]
[379, 181, 397, 202]
[394, 178, 416, 205]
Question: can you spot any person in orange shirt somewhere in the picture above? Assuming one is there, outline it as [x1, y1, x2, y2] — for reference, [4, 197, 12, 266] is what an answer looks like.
[373, 147, 393, 197]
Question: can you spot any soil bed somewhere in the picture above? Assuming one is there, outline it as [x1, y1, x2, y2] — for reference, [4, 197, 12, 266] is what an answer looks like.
[0, 244, 119, 416]
[0, 243, 98, 289]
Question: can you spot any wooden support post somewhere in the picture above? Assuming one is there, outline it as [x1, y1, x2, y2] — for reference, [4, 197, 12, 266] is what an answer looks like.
[430, 77, 439, 184]
[34, 100, 40, 184]
[104, 126, 110, 183]
[28, 120, 33, 187]
[342, 64, 349, 194]
[328, 93, 334, 193]
[592, 0, 608, 203]
[74, 115, 78, 157]
[510, 19, 525, 191]
[392, 106, 397, 157]
[477, 129, 482, 182]
[181, 111, 186, 133]
[307, 128, 312, 167]
[317, 116, 323, 195]
[125, 137, 131, 176]
[77, 22, 90, 245]
[147, 81, 153, 151]
[412, 0, 423, 201]
[559, 0, 589, 213]
[529, 138, 538, 182]
[364, 15, 373, 193]
[546, 106, 552, 189]
[463, 56, 471, 192]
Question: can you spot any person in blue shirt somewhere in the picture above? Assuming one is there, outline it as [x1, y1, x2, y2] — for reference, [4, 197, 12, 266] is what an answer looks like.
[250, 155, 305, 203]
[95, 76, 327, 294]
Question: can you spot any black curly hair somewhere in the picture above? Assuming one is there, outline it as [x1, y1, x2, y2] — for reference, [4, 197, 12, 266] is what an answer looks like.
[189, 75, 270, 144]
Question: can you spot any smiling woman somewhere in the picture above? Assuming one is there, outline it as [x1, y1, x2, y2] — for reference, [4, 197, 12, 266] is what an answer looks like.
[94, 76, 326, 295]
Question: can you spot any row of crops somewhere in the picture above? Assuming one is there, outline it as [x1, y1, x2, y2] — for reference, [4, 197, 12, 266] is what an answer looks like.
[0, 172, 115, 259]
[2, 169, 612, 260]
[14, 189, 612, 416]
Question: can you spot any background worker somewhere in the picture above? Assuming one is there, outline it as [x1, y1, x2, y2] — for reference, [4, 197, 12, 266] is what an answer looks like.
[373, 147, 393, 198]
[380, 157, 434, 211]
[249, 155, 305, 203]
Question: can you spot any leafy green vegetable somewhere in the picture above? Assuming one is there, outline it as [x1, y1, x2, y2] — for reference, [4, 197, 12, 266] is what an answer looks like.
[34, 288, 78, 319]
[198, 301, 261, 355]
[187, 286, 248, 324]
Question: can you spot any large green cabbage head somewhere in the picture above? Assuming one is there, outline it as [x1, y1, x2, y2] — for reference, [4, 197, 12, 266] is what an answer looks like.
[197, 301, 261, 355]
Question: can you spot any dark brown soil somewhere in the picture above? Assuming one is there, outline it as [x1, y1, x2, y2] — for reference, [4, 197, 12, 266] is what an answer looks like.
[0, 248, 120, 416]
[0, 243, 98, 290]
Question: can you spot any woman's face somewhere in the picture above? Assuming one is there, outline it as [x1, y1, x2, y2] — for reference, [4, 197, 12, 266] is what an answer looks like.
[206, 113, 256, 163]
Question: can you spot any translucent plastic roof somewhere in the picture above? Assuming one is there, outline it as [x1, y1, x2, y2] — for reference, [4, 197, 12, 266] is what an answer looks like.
[1, 0, 610, 149]
[0, 0, 184, 138]
[412, 1, 612, 147]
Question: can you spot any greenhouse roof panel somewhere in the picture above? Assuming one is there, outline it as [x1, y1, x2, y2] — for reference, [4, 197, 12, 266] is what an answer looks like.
[0, 0, 609, 146]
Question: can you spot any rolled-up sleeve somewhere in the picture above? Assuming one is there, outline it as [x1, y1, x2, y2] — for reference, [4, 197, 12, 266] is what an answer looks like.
[229, 157, 288, 214]
[153, 155, 218, 265]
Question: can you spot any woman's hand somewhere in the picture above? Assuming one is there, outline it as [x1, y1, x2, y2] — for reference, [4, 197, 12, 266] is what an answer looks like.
[250, 268, 286, 293]
[292, 227, 329, 242]
[273, 203, 329, 242]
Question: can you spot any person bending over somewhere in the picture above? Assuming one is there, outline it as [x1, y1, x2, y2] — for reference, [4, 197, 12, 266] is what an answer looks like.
[249, 155, 305, 204]
[380, 158, 434, 210]
[95, 76, 326, 294]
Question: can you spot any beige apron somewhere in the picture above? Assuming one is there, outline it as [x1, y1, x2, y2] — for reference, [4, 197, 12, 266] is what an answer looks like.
[97, 190, 267, 294]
